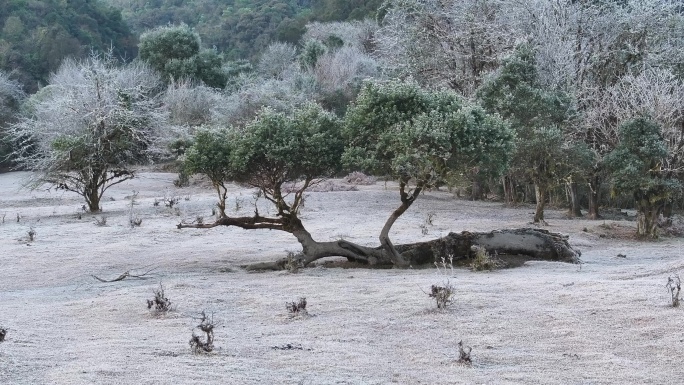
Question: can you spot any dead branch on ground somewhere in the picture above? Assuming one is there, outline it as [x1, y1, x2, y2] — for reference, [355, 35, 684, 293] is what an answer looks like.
[91, 265, 157, 283]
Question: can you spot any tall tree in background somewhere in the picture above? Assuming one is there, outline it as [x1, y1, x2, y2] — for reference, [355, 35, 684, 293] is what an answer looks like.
[138, 24, 227, 88]
[605, 117, 680, 238]
[478, 45, 577, 223]
[7, 54, 166, 212]
[0, 71, 25, 171]
[0, 0, 136, 93]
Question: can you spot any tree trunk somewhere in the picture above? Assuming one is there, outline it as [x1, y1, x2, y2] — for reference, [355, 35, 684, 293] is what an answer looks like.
[566, 180, 582, 218]
[85, 181, 101, 212]
[503, 175, 515, 204]
[379, 201, 411, 267]
[244, 228, 581, 270]
[587, 174, 601, 220]
[636, 197, 663, 238]
[533, 184, 547, 223]
[471, 179, 483, 201]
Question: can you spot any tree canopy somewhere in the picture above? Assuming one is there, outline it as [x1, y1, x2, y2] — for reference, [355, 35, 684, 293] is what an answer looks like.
[7, 53, 165, 212]
[0, 0, 137, 93]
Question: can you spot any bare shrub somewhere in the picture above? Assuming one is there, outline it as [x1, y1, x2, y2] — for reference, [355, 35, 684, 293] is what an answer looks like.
[147, 283, 172, 314]
[420, 212, 436, 235]
[0, 327, 6, 342]
[345, 171, 377, 185]
[470, 245, 501, 271]
[427, 256, 455, 309]
[429, 284, 454, 310]
[164, 196, 181, 208]
[128, 191, 142, 227]
[189, 311, 215, 354]
[457, 340, 472, 364]
[286, 297, 308, 317]
[666, 275, 681, 307]
[94, 216, 108, 227]
[27, 227, 36, 242]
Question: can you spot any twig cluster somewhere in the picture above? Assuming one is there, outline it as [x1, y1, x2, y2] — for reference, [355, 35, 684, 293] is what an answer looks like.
[286, 297, 308, 317]
[189, 311, 215, 354]
[666, 274, 681, 307]
[147, 283, 173, 314]
[429, 284, 454, 309]
[457, 340, 472, 364]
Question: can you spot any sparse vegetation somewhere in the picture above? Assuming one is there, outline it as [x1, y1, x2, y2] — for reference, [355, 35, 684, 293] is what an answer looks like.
[428, 256, 455, 309]
[470, 245, 501, 271]
[27, 227, 36, 242]
[666, 275, 681, 307]
[457, 340, 472, 364]
[189, 311, 215, 354]
[94, 216, 108, 227]
[286, 297, 308, 317]
[147, 283, 172, 314]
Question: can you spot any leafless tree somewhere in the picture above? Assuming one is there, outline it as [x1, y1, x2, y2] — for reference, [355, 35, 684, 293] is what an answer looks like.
[375, 0, 519, 96]
[8, 53, 166, 212]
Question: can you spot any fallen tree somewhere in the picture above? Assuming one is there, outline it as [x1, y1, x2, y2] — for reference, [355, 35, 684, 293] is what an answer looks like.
[179, 94, 580, 271]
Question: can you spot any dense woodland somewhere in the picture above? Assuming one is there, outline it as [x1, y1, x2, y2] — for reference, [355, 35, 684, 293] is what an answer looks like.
[2, 0, 684, 242]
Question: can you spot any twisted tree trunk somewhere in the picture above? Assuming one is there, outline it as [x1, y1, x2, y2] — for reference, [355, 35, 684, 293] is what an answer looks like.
[178, 216, 581, 270]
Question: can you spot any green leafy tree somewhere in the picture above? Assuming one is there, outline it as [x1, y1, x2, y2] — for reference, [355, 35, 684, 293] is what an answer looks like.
[183, 128, 236, 216]
[7, 54, 165, 212]
[605, 117, 680, 238]
[0, 71, 24, 171]
[343, 80, 514, 266]
[478, 44, 579, 223]
[138, 24, 227, 88]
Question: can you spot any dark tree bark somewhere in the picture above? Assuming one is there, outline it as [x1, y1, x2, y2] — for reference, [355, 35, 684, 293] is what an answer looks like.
[178, 216, 581, 270]
[533, 183, 547, 224]
[567, 180, 582, 218]
[635, 195, 665, 238]
[587, 173, 601, 220]
[503, 175, 516, 204]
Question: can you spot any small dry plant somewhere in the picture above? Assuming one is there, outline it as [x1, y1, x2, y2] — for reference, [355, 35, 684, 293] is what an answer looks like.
[666, 274, 681, 307]
[189, 311, 215, 354]
[27, 227, 36, 242]
[147, 283, 173, 314]
[286, 297, 308, 317]
[94, 216, 108, 226]
[420, 212, 436, 235]
[128, 191, 142, 227]
[0, 327, 6, 342]
[457, 340, 472, 364]
[428, 256, 455, 309]
[470, 245, 501, 271]
[284, 251, 303, 273]
[163, 195, 181, 208]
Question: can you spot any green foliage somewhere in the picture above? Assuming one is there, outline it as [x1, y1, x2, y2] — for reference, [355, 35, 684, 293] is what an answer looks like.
[138, 25, 227, 88]
[343, 80, 513, 187]
[0, 0, 136, 93]
[605, 117, 680, 200]
[299, 39, 327, 68]
[233, 103, 343, 187]
[103, 0, 382, 61]
[477, 44, 582, 187]
[183, 128, 236, 187]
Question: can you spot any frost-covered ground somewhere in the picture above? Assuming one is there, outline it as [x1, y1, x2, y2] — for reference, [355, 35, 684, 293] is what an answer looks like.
[1, 171, 683, 385]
